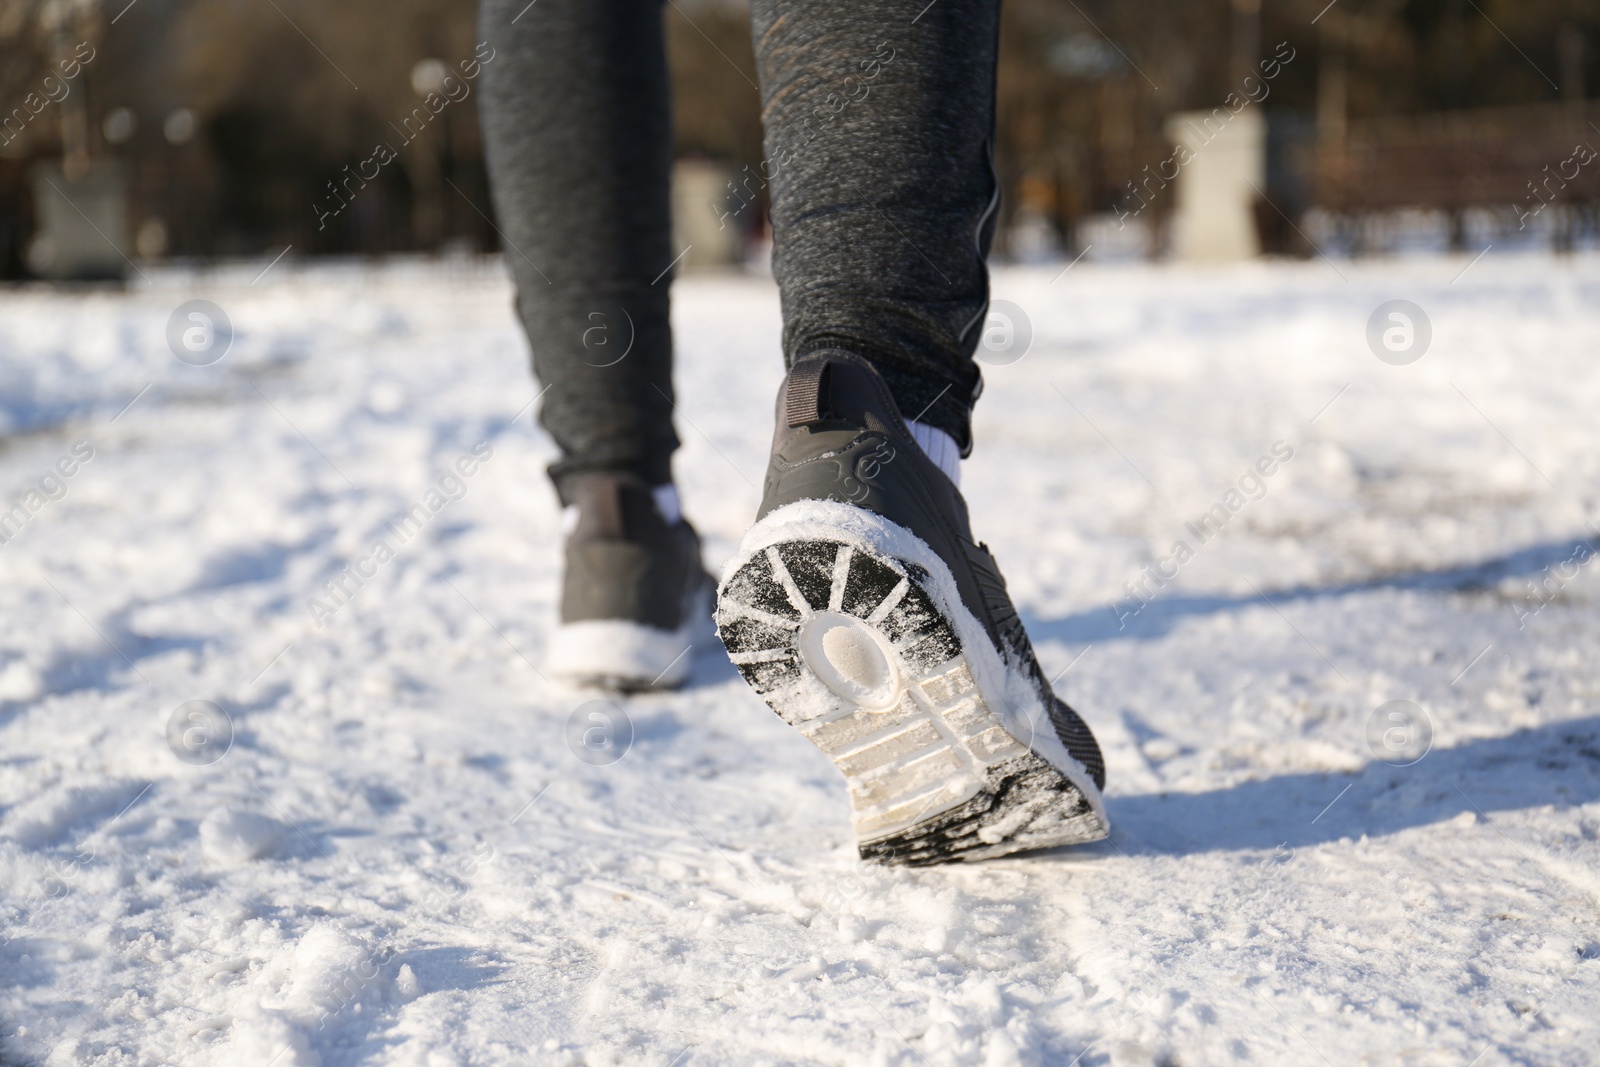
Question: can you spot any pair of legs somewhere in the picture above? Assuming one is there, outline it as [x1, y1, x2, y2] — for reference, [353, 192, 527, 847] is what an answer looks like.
[477, 0, 1110, 863]
[477, 0, 1002, 502]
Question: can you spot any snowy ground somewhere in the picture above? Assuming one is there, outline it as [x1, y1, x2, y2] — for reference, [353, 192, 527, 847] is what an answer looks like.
[2, 251, 1598, 1067]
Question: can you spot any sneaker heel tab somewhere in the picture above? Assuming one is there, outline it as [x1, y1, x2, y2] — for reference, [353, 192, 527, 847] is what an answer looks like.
[787, 351, 911, 434]
[569, 475, 667, 541]
[784, 358, 833, 428]
[569, 476, 626, 539]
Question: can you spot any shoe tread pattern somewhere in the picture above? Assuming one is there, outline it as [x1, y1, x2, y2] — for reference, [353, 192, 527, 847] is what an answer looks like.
[718, 537, 1107, 865]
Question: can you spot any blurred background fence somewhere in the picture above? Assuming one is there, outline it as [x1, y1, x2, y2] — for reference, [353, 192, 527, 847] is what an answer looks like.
[2, 0, 1598, 280]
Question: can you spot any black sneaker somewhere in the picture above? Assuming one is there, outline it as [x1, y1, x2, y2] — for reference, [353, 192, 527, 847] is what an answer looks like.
[548, 474, 714, 690]
[715, 351, 1108, 865]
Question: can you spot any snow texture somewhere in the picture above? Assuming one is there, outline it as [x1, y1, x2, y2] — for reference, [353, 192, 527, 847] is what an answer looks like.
[2, 253, 1599, 1066]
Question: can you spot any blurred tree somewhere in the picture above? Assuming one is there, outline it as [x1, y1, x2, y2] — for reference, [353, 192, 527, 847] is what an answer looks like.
[171, 0, 489, 252]
[2, 0, 1597, 271]
[665, 0, 762, 164]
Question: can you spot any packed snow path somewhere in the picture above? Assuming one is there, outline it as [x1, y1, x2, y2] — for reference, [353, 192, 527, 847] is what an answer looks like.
[2, 254, 1598, 1066]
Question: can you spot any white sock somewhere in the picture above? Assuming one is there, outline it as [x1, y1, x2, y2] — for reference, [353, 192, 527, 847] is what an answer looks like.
[651, 483, 682, 525]
[561, 483, 682, 536]
[906, 420, 961, 487]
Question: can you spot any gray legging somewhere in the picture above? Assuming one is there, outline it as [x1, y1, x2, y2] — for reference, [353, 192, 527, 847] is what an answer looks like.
[477, 0, 1000, 502]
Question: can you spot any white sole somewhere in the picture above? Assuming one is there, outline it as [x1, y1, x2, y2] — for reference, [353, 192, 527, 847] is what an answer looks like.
[716, 500, 1108, 865]
[548, 585, 714, 691]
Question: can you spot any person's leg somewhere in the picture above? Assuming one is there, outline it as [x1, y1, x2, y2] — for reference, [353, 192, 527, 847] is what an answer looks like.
[749, 0, 1001, 460]
[478, 0, 712, 690]
[478, 0, 679, 503]
[718, 0, 1107, 864]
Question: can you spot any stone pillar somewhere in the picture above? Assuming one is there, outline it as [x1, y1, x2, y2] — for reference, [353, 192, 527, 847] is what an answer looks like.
[1164, 108, 1266, 262]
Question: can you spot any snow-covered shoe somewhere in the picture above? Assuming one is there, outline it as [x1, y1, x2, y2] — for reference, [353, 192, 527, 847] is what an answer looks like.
[548, 475, 714, 690]
[716, 351, 1108, 865]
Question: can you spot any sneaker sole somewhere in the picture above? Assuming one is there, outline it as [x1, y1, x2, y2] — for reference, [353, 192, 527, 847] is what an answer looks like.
[549, 584, 714, 691]
[716, 501, 1108, 865]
